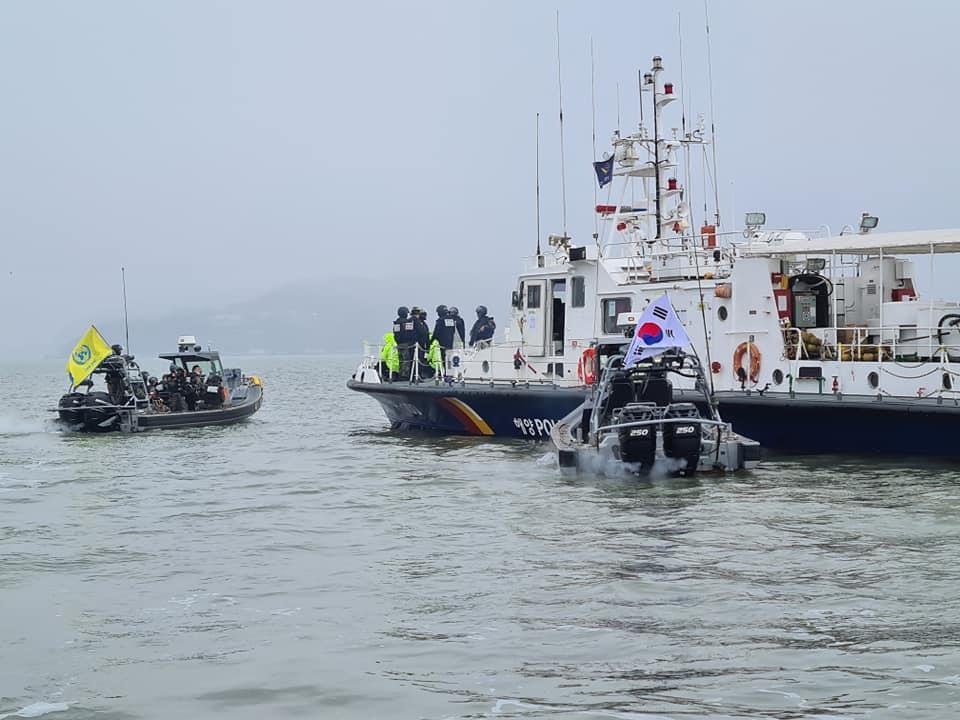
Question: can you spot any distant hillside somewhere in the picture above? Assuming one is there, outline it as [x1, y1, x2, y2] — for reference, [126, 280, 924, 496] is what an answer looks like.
[74, 272, 516, 358]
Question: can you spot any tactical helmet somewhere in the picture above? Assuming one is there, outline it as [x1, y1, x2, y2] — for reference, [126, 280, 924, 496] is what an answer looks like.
[410, 306, 422, 315]
[476, 305, 487, 316]
[436, 304, 448, 316]
[397, 306, 409, 318]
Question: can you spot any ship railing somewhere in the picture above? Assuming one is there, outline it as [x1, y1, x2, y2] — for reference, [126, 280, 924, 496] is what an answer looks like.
[600, 240, 737, 280]
[359, 340, 585, 388]
[779, 322, 960, 395]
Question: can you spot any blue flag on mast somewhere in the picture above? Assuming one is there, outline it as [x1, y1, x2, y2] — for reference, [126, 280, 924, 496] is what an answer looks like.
[623, 293, 692, 365]
[593, 156, 613, 188]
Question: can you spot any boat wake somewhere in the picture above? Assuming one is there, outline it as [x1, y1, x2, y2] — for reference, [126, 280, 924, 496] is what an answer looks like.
[0, 414, 51, 436]
[0, 702, 70, 719]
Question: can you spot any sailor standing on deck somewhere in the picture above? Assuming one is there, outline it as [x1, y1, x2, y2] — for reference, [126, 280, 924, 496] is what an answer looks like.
[393, 306, 417, 380]
[432, 304, 456, 367]
[410, 307, 430, 379]
[469, 305, 496, 348]
[448, 306, 466, 349]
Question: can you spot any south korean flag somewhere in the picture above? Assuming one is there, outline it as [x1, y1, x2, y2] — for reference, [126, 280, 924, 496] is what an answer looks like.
[623, 293, 692, 365]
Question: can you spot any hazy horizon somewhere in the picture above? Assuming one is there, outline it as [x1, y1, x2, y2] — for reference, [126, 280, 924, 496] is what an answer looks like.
[3, 0, 959, 357]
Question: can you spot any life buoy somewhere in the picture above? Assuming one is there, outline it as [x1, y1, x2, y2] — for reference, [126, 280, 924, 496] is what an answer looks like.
[733, 342, 761, 383]
[578, 347, 597, 385]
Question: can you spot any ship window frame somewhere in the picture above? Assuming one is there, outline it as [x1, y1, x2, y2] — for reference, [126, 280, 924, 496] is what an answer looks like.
[527, 284, 542, 309]
[571, 276, 586, 308]
[602, 297, 632, 334]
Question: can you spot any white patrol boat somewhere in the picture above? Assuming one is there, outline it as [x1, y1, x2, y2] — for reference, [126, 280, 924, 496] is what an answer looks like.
[349, 54, 960, 457]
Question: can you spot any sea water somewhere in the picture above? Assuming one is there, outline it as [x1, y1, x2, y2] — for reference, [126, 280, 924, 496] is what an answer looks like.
[1, 355, 959, 718]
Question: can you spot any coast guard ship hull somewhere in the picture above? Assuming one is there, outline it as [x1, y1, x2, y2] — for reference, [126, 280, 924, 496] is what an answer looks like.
[350, 53, 960, 459]
[349, 379, 960, 456]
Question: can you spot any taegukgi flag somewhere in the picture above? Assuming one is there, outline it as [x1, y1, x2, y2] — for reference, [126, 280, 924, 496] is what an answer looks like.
[66, 325, 112, 386]
[623, 293, 691, 365]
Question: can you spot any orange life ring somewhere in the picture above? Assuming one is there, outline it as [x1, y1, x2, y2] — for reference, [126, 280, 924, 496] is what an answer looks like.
[733, 342, 761, 383]
[578, 347, 597, 385]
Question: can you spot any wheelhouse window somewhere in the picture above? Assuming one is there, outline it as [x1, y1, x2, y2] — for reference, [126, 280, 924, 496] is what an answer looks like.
[602, 297, 631, 334]
[571, 276, 585, 308]
[527, 284, 542, 309]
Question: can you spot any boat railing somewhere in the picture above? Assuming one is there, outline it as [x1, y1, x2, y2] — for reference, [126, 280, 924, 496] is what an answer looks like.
[777, 321, 960, 396]
[359, 340, 585, 388]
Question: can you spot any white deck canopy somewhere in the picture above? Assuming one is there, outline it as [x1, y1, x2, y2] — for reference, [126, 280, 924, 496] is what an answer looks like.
[739, 228, 960, 257]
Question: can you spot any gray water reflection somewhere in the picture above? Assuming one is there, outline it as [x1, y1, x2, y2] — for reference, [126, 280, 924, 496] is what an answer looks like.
[0, 356, 958, 718]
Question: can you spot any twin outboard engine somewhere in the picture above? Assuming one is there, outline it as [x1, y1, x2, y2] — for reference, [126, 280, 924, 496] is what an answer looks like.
[57, 392, 87, 426]
[616, 402, 657, 470]
[80, 391, 120, 432]
[58, 391, 120, 432]
[663, 403, 701, 476]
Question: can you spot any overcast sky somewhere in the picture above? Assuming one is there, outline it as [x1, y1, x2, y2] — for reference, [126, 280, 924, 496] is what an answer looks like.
[2, 0, 958, 353]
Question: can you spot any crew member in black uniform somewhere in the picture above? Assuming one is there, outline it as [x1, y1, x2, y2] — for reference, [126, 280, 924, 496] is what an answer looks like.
[432, 304, 456, 364]
[469, 305, 496, 347]
[393, 306, 416, 380]
[448, 306, 466, 348]
[409, 307, 430, 379]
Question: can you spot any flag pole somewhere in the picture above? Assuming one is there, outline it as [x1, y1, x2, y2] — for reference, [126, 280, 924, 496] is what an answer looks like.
[121, 267, 130, 354]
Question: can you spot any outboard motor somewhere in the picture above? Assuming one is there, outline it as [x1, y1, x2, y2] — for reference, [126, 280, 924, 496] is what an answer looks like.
[617, 402, 657, 471]
[663, 403, 701, 476]
[57, 392, 87, 426]
[82, 391, 120, 432]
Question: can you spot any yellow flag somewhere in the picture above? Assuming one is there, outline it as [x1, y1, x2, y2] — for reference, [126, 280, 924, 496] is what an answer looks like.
[66, 326, 112, 386]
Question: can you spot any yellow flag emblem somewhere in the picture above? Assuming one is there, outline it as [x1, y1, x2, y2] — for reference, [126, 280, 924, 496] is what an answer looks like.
[66, 325, 112, 386]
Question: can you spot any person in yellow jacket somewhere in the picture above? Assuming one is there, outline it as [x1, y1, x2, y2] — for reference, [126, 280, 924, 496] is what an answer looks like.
[379, 332, 400, 380]
[425, 335, 443, 379]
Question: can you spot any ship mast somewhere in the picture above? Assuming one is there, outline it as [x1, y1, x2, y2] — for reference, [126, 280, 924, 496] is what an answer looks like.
[647, 56, 664, 239]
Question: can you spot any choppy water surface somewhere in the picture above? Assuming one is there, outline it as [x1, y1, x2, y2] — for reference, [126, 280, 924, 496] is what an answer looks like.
[2, 355, 960, 719]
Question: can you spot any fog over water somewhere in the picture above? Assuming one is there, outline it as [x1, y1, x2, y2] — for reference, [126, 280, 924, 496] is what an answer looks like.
[2, 0, 958, 355]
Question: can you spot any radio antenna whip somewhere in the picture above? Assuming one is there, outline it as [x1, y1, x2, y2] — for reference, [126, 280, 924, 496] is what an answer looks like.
[536, 112, 542, 256]
[556, 10, 568, 238]
[121, 266, 130, 354]
[704, 0, 721, 226]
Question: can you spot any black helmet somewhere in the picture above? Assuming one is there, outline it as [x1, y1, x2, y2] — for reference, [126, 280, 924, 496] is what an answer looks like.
[476, 305, 487, 316]
[449, 306, 459, 316]
[410, 306, 422, 315]
[436, 304, 448, 316]
[397, 306, 409, 318]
